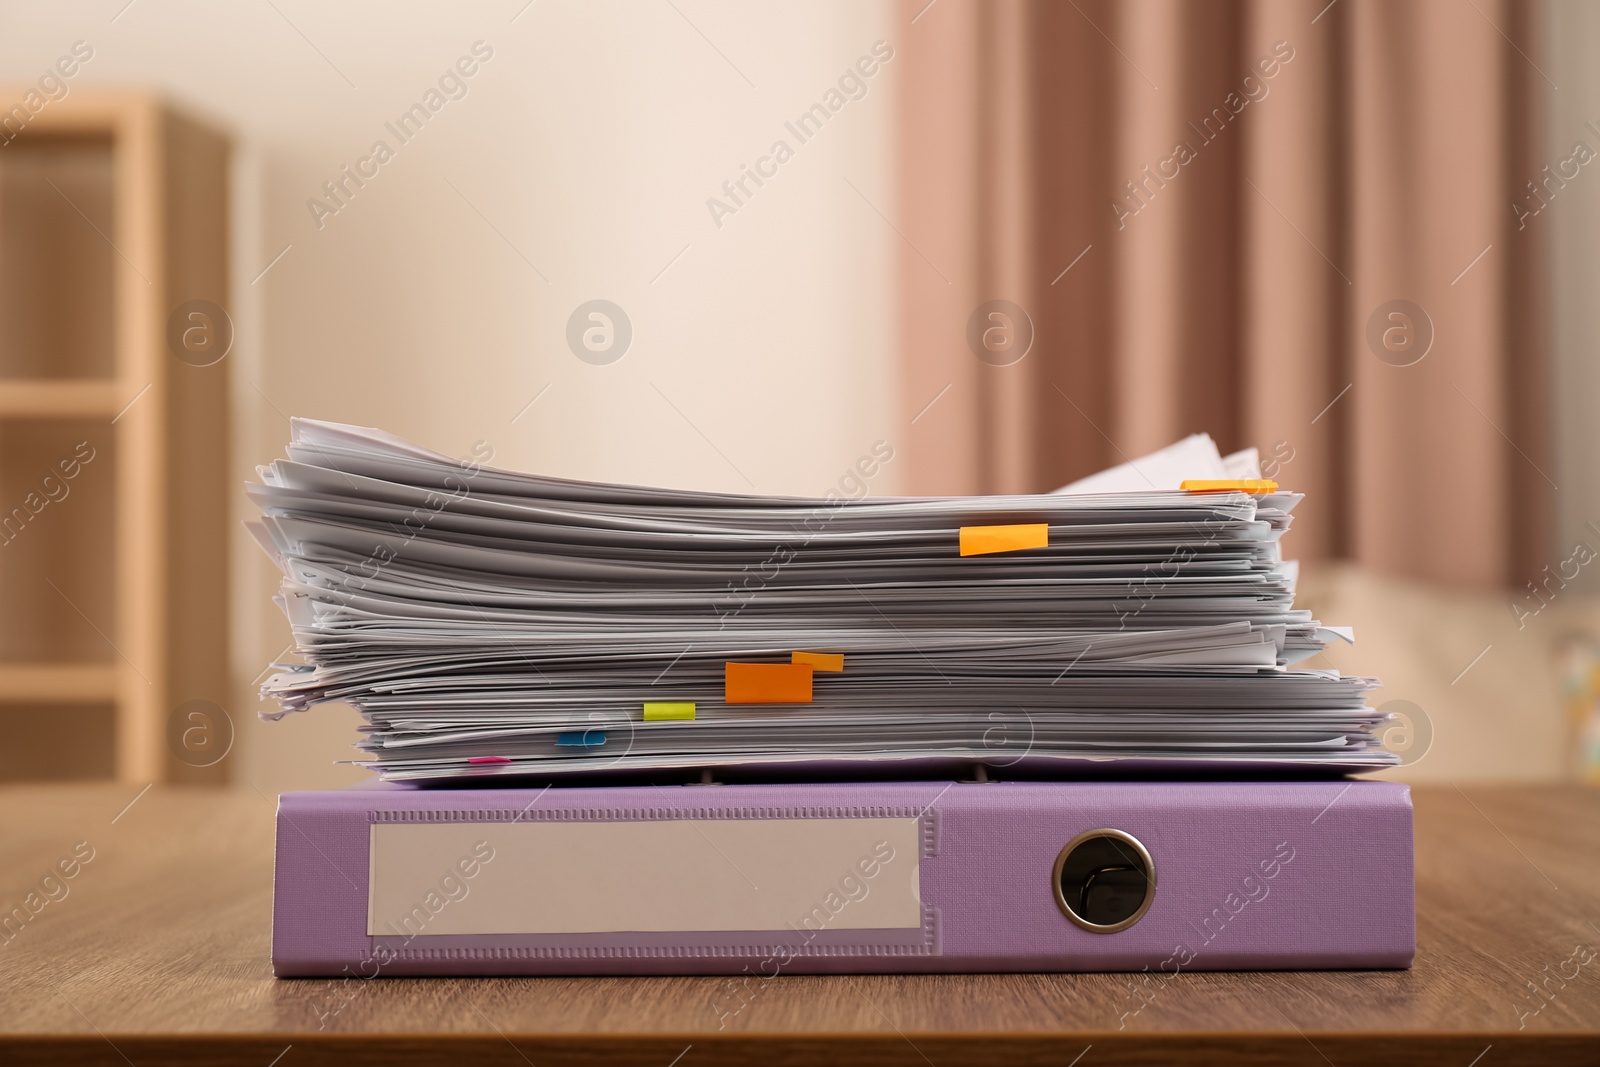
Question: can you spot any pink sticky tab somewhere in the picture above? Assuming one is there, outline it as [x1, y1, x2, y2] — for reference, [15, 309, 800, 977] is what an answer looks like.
[468, 756, 512, 764]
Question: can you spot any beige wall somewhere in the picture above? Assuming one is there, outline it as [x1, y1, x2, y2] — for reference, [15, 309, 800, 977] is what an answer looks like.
[4, 2, 1581, 790]
[1549, 0, 1600, 594]
[0, 1, 900, 790]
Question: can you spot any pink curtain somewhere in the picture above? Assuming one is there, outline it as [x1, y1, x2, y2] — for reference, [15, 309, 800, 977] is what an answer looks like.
[898, 0, 1550, 589]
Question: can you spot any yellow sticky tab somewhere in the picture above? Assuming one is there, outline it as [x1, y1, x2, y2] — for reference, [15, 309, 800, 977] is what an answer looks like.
[959, 523, 1049, 557]
[792, 651, 844, 672]
[643, 702, 696, 721]
[1180, 479, 1279, 494]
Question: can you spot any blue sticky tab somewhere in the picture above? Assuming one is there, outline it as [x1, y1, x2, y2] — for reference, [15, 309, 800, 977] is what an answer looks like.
[556, 730, 606, 747]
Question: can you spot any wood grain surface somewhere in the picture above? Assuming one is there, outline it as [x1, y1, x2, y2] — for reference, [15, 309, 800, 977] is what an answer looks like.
[1, 784, 1596, 1066]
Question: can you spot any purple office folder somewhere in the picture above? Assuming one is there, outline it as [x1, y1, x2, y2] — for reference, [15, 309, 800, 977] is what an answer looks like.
[273, 779, 1413, 977]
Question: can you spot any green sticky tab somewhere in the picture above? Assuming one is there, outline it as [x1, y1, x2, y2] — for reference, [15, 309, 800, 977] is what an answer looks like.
[643, 702, 696, 721]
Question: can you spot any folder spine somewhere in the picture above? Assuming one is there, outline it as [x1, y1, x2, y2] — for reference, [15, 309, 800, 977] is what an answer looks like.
[273, 780, 1413, 977]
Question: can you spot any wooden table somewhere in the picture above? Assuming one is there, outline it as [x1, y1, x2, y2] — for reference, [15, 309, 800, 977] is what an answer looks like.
[1, 784, 1596, 1066]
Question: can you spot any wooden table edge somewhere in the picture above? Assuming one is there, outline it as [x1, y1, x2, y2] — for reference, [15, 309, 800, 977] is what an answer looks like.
[3, 1029, 1597, 1066]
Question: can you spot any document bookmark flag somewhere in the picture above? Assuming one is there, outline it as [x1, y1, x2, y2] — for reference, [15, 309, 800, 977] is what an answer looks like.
[959, 523, 1049, 557]
[644, 702, 696, 721]
[725, 662, 814, 704]
[1180, 479, 1279, 494]
[791, 651, 844, 672]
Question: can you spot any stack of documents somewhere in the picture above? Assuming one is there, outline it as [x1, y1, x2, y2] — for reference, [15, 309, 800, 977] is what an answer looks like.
[251, 420, 1394, 781]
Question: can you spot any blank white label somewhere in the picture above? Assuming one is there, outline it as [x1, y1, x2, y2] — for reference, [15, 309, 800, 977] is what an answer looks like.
[367, 818, 922, 936]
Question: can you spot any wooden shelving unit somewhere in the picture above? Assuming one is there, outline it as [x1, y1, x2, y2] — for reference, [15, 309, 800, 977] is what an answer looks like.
[0, 92, 230, 784]
[0, 663, 119, 703]
[0, 380, 121, 417]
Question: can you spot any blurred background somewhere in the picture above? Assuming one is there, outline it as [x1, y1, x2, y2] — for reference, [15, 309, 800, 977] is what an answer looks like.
[0, 0, 1594, 793]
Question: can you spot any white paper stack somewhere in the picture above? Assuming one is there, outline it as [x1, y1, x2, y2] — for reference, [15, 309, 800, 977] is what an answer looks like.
[250, 420, 1393, 781]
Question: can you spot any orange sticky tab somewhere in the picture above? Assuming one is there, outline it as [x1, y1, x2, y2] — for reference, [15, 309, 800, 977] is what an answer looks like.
[792, 651, 844, 673]
[725, 662, 813, 704]
[1180, 479, 1279, 494]
[959, 523, 1049, 557]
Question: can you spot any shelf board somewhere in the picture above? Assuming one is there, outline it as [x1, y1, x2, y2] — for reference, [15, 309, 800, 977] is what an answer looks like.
[0, 663, 118, 703]
[0, 380, 121, 418]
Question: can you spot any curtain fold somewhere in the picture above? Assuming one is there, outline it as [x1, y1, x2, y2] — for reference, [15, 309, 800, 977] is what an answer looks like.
[898, 0, 1550, 588]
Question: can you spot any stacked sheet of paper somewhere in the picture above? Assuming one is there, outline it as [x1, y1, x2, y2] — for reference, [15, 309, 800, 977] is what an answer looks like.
[250, 420, 1394, 781]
